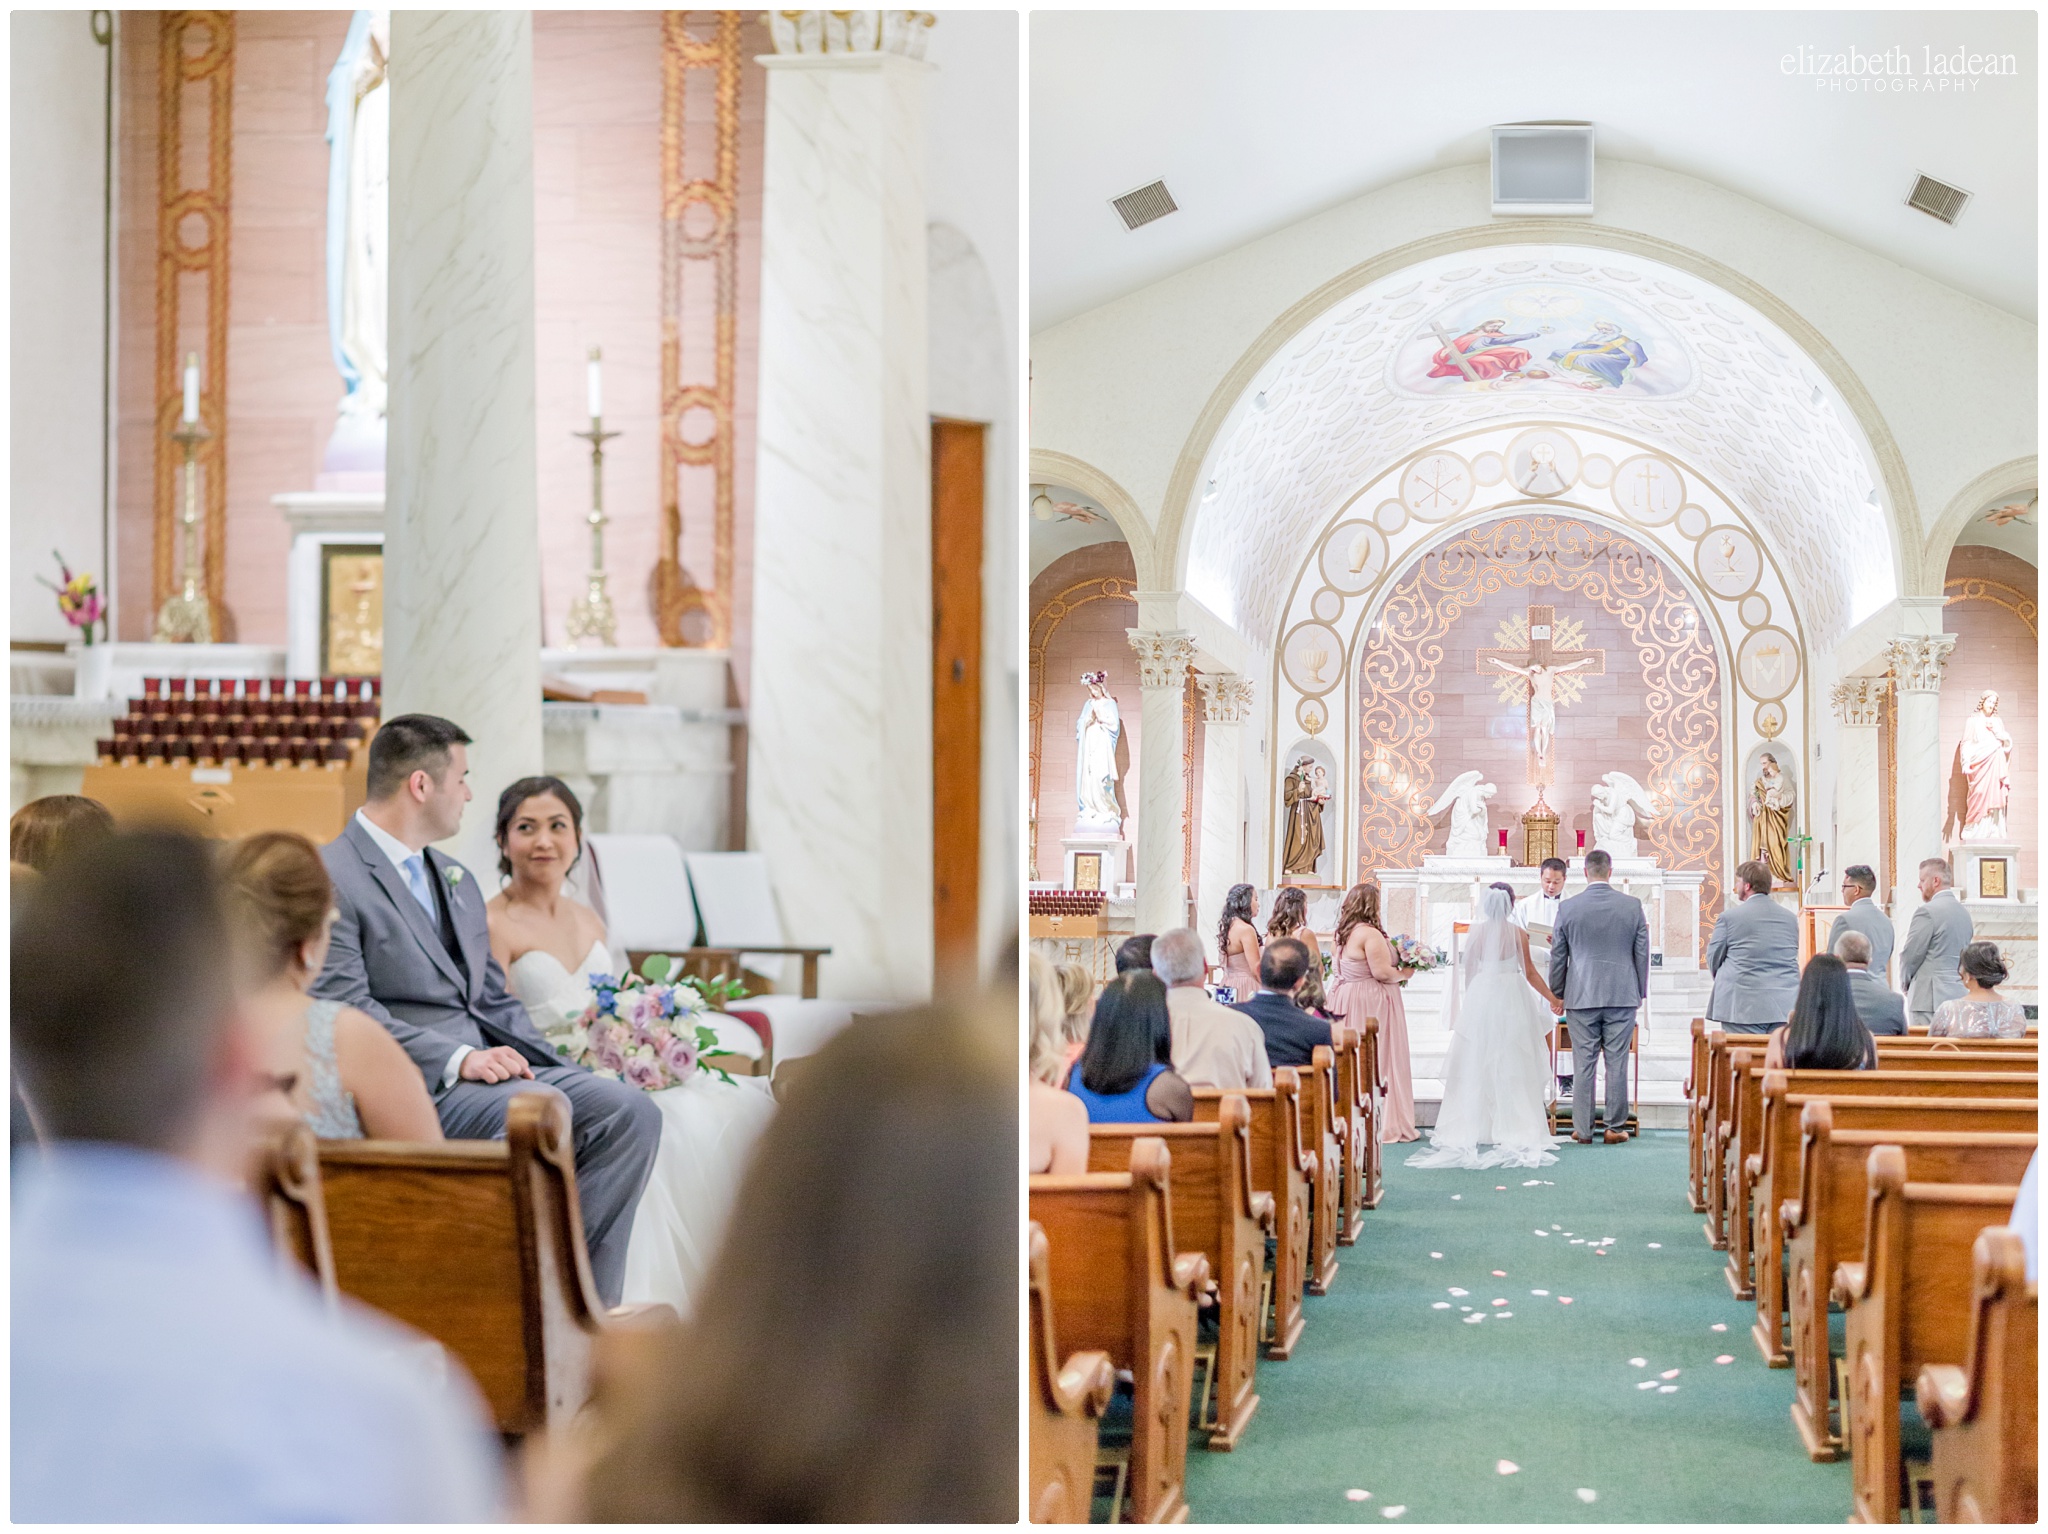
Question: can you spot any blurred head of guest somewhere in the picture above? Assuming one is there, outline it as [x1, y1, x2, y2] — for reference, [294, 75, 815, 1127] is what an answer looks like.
[1259, 937, 1312, 997]
[1027, 955, 1088, 1175]
[222, 831, 336, 994]
[1052, 960, 1094, 1044]
[562, 999, 1015, 1521]
[1783, 954, 1873, 1071]
[1833, 930, 1873, 970]
[1027, 953, 1069, 1087]
[1115, 932, 1155, 974]
[9, 794, 113, 874]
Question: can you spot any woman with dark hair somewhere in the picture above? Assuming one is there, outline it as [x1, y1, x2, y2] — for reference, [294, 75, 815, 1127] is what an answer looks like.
[1769, 954, 1876, 1071]
[1327, 882, 1417, 1143]
[1266, 885, 1323, 971]
[484, 775, 775, 1317]
[1068, 971, 1193, 1124]
[1216, 883, 1261, 1000]
[1931, 942, 2028, 1038]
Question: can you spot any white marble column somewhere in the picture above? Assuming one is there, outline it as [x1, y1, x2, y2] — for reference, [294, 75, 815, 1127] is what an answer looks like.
[1829, 676, 1888, 887]
[1128, 630, 1197, 937]
[748, 32, 932, 1002]
[1195, 673, 1253, 950]
[385, 12, 543, 875]
[1885, 633, 1957, 919]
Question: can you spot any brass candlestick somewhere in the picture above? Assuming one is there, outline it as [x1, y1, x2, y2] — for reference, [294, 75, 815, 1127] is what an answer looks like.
[154, 417, 215, 643]
[566, 415, 622, 648]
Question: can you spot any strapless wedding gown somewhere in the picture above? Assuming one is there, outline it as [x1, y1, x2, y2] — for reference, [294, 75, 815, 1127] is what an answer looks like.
[1405, 952, 1559, 1170]
[507, 940, 777, 1316]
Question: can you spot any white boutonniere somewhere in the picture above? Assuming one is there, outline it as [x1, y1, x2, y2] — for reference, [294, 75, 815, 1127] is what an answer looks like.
[444, 866, 465, 888]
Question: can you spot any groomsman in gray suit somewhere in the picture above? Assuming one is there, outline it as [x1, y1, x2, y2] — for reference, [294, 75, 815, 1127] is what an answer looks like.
[1548, 849, 1651, 1144]
[1900, 857, 1975, 1030]
[313, 714, 660, 1305]
[1828, 865, 1895, 984]
[1705, 860, 1801, 1035]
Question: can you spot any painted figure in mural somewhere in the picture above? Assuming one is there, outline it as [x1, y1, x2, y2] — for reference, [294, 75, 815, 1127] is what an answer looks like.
[1747, 752, 1796, 887]
[1282, 757, 1329, 876]
[1589, 771, 1657, 856]
[1959, 688, 2013, 841]
[1548, 320, 1648, 389]
[1426, 319, 1543, 382]
[1488, 654, 1598, 766]
[1429, 771, 1498, 860]
[1073, 671, 1124, 832]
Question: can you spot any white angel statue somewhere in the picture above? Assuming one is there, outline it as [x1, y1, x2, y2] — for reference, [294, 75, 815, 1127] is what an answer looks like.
[1589, 771, 1657, 857]
[1429, 770, 1497, 859]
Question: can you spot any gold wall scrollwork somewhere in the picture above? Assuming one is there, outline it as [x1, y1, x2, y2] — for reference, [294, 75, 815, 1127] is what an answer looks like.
[154, 11, 234, 630]
[1027, 575, 1138, 878]
[1356, 515, 1725, 946]
[1944, 576, 2038, 638]
[654, 11, 743, 647]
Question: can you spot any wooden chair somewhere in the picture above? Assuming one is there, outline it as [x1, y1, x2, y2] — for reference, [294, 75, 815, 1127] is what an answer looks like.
[1332, 1023, 1380, 1236]
[1302, 1045, 1343, 1296]
[1915, 1226, 2037, 1525]
[1192, 1072, 1315, 1360]
[316, 1092, 674, 1436]
[1833, 1147, 2023, 1521]
[252, 1119, 336, 1303]
[1029, 1138, 1208, 1525]
[1029, 1221, 1116, 1523]
[1090, 1100, 1274, 1451]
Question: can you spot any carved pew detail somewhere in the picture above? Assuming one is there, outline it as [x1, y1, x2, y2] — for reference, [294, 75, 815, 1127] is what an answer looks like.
[1915, 1226, 2038, 1526]
[1192, 1073, 1315, 1361]
[1303, 1045, 1342, 1296]
[1686, 1018, 1710, 1214]
[1029, 1221, 1116, 1523]
[253, 1119, 337, 1304]
[1342, 1019, 1384, 1216]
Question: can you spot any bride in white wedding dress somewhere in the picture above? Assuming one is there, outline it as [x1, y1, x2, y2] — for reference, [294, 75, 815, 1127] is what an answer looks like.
[486, 778, 776, 1316]
[1407, 884, 1562, 1170]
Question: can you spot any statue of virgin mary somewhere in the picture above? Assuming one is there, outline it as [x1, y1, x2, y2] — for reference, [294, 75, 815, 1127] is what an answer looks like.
[321, 12, 389, 482]
[1073, 672, 1124, 833]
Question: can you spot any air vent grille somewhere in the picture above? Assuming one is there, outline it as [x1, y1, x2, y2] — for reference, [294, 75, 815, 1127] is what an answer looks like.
[1111, 180, 1177, 231]
[1906, 174, 1970, 225]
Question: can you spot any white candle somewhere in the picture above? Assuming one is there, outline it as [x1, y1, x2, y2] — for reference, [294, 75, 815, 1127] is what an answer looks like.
[182, 354, 199, 424]
[586, 347, 602, 420]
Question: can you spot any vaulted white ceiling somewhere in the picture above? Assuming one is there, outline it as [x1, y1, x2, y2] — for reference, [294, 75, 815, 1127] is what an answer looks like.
[1031, 10, 2036, 329]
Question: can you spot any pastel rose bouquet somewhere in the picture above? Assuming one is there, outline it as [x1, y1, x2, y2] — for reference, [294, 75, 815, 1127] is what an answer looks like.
[1389, 933, 1447, 973]
[543, 954, 748, 1091]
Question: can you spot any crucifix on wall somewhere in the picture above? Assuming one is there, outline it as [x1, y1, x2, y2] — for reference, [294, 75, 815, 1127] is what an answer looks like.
[1477, 603, 1606, 785]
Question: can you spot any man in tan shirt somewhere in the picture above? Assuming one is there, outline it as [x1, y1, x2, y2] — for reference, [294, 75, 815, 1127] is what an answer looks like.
[1153, 927, 1272, 1090]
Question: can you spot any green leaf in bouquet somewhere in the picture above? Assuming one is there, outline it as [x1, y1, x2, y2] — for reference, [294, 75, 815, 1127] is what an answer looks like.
[638, 953, 676, 984]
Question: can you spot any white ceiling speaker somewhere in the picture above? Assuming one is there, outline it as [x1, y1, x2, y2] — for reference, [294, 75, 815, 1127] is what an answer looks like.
[1491, 123, 1595, 216]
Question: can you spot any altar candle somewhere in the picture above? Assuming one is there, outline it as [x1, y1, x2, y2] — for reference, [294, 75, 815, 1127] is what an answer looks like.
[182, 354, 199, 423]
[586, 346, 603, 420]
[1499, 829, 1508, 850]
[1576, 829, 1586, 851]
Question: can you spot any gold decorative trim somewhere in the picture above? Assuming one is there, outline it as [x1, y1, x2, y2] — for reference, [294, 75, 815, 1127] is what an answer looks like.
[153, 12, 233, 630]
[1943, 576, 2038, 638]
[1878, 678, 1898, 898]
[1026, 574, 1138, 878]
[1182, 669, 1198, 887]
[654, 11, 743, 648]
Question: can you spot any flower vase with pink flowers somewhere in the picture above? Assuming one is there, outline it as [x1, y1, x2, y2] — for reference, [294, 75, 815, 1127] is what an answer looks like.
[544, 954, 749, 1092]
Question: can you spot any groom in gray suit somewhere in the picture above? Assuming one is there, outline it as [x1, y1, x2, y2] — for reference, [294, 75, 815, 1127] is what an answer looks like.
[312, 714, 660, 1304]
[1547, 849, 1651, 1144]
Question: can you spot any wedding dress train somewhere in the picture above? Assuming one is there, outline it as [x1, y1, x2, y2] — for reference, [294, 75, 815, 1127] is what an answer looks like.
[506, 940, 777, 1316]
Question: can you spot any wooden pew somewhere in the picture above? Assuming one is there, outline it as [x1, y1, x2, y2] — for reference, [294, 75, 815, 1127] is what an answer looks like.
[1336, 1019, 1384, 1222]
[1030, 1137, 1209, 1524]
[1192, 1073, 1315, 1361]
[1686, 1018, 1712, 1213]
[1090, 1101, 1274, 1451]
[1915, 1226, 2037, 1525]
[1029, 1221, 1117, 1523]
[1303, 1045, 1343, 1296]
[1702, 1033, 1749, 1248]
[1835, 1148, 2022, 1522]
[316, 1091, 673, 1436]
[1752, 1084, 2036, 1369]
[253, 1119, 337, 1303]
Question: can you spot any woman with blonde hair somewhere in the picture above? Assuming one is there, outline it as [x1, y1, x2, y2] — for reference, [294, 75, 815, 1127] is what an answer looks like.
[1328, 882, 1417, 1142]
[10, 794, 112, 873]
[1053, 960, 1093, 1072]
[1029, 954, 1089, 1173]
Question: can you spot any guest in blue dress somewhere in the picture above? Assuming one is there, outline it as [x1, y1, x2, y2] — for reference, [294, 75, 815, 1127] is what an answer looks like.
[1067, 971, 1193, 1124]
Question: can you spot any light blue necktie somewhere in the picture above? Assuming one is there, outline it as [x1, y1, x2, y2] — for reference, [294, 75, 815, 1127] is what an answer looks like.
[402, 853, 437, 918]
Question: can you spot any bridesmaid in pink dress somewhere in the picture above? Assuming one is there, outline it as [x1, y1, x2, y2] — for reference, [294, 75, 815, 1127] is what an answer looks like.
[1215, 883, 1262, 1000]
[1328, 882, 1418, 1143]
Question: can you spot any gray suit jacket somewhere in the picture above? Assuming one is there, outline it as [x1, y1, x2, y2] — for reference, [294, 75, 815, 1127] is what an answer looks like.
[1846, 967, 1908, 1035]
[1900, 891, 1974, 1015]
[1548, 881, 1650, 1011]
[1705, 893, 1801, 1030]
[1829, 899, 1896, 982]
[313, 818, 561, 1090]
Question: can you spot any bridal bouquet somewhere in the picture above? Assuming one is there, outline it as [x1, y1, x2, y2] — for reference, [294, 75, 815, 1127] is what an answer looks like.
[550, 956, 748, 1091]
[1389, 933, 1447, 973]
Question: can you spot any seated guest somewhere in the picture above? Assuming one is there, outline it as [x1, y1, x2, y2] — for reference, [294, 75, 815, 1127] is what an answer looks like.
[1766, 954, 1875, 1071]
[1027, 955, 1088, 1173]
[1832, 930, 1906, 1035]
[1069, 972, 1193, 1123]
[1293, 960, 1336, 1019]
[1930, 941, 2028, 1038]
[1705, 859, 1801, 1034]
[8, 792, 112, 872]
[1828, 863, 1894, 981]
[223, 832, 443, 1141]
[1054, 960, 1093, 1076]
[1233, 937, 1333, 1069]
[1115, 932, 1156, 974]
[1153, 927, 1271, 1091]
[11, 830, 499, 1520]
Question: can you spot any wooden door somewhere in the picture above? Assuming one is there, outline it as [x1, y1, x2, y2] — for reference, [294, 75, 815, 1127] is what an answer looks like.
[931, 419, 984, 983]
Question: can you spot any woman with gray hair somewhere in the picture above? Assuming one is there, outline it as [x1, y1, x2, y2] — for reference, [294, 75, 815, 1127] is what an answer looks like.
[1929, 942, 2029, 1038]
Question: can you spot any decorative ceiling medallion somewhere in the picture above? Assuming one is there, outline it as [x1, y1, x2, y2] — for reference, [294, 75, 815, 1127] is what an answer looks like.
[1754, 701, 1787, 740]
[1472, 450, 1505, 486]
[1505, 428, 1581, 498]
[1297, 696, 1328, 738]
[1400, 452, 1473, 521]
[1281, 619, 1347, 698]
[1310, 586, 1344, 622]
[1738, 593, 1772, 629]
[1580, 453, 1615, 489]
[1375, 498, 1409, 535]
[1610, 453, 1685, 526]
[1318, 520, 1388, 596]
[1737, 625, 1800, 702]
[1697, 525, 1764, 601]
[1673, 503, 1712, 541]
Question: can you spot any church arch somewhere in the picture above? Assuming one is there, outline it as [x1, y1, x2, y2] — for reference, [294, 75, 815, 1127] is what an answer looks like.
[1921, 455, 2037, 590]
[1027, 448, 1160, 587]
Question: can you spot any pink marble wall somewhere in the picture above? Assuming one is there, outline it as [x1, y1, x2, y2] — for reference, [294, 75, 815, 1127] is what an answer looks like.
[1030, 542, 1139, 882]
[1940, 544, 2037, 887]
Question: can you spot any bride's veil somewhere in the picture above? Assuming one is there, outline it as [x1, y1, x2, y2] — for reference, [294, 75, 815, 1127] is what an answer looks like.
[1464, 885, 1522, 977]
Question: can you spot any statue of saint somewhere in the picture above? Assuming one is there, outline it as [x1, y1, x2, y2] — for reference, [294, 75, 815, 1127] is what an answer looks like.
[1747, 752, 1796, 887]
[1073, 672, 1123, 832]
[324, 12, 390, 436]
[1428, 771, 1497, 859]
[1958, 689, 2013, 842]
[1282, 757, 1328, 876]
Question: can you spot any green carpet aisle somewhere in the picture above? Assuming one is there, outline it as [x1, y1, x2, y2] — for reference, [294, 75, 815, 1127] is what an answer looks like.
[1181, 1130, 1853, 1523]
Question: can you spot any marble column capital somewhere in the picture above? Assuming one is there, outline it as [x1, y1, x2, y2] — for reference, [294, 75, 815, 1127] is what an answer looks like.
[765, 10, 934, 59]
[1883, 633, 1958, 693]
[1829, 675, 1890, 727]
[1127, 629, 1196, 691]
[1196, 672, 1254, 725]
